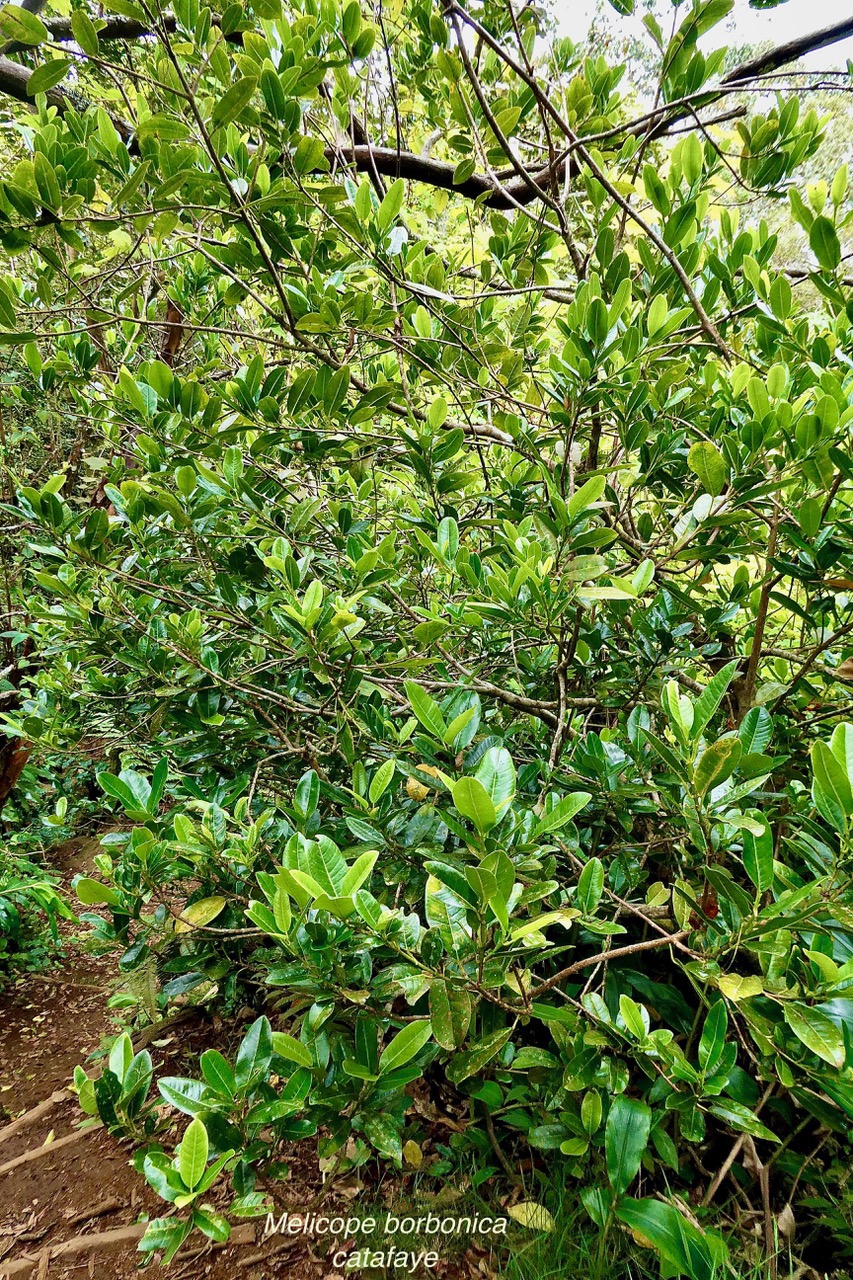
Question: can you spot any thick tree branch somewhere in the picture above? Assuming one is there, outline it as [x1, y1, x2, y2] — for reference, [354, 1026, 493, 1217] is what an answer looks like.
[0, 8, 850, 214]
[721, 15, 853, 85]
[323, 144, 569, 209]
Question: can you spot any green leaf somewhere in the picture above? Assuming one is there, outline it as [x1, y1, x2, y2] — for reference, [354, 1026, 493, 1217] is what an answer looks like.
[811, 739, 853, 832]
[742, 819, 773, 893]
[577, 857, 604, 914]
[369, 757, 395, 803]
[192, 1208, 230, 1243]
[139, 1217, 193, 1262]
[378, 1020, 432, 1074]
[305, 839, 345, 896]
[687, 441, 728, 496]
[614, 1199, 716, 1280]
[436, 516, 459, 561]
[200, 1049, 236, 1098]
[693, 738, 742, 797]
[429, 979, 472, 1050]
[717, 974, 763, 1002]
[178, 1116, 208, 1191]
[707, 1100, 779, 1142]
[453, 157, 476, 185]
[404, 680, 446, 739]
[830, 722, 853, 786]
[739, 706, 772, 754]
[271, 1032, 313, 1067]
[698, 1000, 728, 1074]
[294, 768, 319, 820]
[810, 215, 841, 271]
[212, 78, 257, 128]
[26, 59, 72, 94]
[691, 661, 740, 741]
[605, 1096, 651, 1195]
[71, 9, 100, 55]
[533, 792, 591, 836]
[0, 4, 47, 44]
[452, 777, 497, 832]
[783, 1002, 846, 1068]
[158, 1077, 208, 1117]
[234, 1016, 274, 1090]
[464, 865, 498, 903]
[293, 135, 325, 175]
[75, 877, 122, 908]
[647, 294, 668, 336]
[567, 476, 607, 522]
[377, 177, 405, 231]
[341, 850, 378, 895]
[446, 1028, 511, 1084]
[474, 747, 516, 814]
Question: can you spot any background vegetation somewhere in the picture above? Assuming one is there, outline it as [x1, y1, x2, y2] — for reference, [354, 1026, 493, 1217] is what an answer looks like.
[2, 0, 853, 1273]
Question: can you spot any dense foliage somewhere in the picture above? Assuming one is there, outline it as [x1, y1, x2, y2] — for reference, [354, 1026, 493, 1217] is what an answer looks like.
[3, 0, 853, 1271]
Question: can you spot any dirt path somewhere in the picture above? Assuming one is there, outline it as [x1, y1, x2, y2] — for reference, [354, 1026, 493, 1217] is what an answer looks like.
[0, 838, 494, 1280]
[0, 838, 325, 1280]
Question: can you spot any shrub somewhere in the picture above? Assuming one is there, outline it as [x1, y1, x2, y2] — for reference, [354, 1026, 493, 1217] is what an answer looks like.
[2, 0, 853, 1271]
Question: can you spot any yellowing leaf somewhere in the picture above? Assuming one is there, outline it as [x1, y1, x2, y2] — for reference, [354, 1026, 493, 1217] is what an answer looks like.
[507, 1202, 554, 1232]
[717, 974, 763, 1001]
[403, 1139, 423, 1168]
[175, 895, 227, 933]
[406, 764, 441, 801]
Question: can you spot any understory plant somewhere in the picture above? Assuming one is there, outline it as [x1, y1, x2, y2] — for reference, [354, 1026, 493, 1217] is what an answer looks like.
[1, 0, 853, 1272]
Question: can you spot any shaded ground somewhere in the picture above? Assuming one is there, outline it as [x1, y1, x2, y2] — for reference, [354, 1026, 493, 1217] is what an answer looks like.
[0, 838, 501, 1279]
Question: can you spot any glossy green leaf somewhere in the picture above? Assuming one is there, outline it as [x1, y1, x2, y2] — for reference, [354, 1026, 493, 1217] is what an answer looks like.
[605, 1096, 651, 1195]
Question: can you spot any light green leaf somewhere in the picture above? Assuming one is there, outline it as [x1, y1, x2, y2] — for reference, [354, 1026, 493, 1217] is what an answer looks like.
[377, 177, 405, 231]
[687, 441, 728, 496]
[429, 979, 472, 1050]
[577, 858, 604, 914]
[474, 746, 516, 814]
[271, 1032, 313, 1067]
[812, 739, 853, 832]
[404, 680, 446, 739]
[179, 1117, 209, 1191]
[693, 738, 741, 797]
[341, 850, 378, 895]
[379, 1020, 432, 1074]
[533, 792, 591, 836]
[452, 777, 497, 832]
[369, 757, 395, 803]
[212, 78, 257, 128]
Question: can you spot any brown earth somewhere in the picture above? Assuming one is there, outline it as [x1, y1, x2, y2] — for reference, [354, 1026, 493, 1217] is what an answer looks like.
[0, 838, 500, 1280]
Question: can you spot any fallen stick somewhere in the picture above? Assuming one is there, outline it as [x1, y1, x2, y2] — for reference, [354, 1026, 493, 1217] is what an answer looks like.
[25, 973, 108, 992]
[1, 1010, 197, 1145]
[66, 1198, 126, 1226]
[0, 1222, 256, 1278]
[237, 1237, 300, 1268]
[126, 1008, 198, 1054]
[0, 1094, 69, 1146]
[0, 1225, 147, 1278]
[0, 1125, 102, 1178]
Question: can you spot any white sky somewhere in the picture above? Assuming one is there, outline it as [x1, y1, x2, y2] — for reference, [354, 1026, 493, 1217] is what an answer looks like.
[556, 0, 853, 68]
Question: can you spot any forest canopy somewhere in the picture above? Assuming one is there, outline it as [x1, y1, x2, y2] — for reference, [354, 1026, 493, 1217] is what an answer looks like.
[3, 0, 853, 1274]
